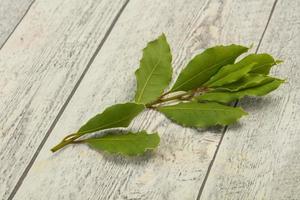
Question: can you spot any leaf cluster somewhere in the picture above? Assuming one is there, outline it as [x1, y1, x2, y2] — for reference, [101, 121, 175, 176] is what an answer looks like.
[52, 34, 284, 156]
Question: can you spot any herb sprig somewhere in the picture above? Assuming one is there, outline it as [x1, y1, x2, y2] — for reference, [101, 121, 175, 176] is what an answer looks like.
[51, 34, 284, 156]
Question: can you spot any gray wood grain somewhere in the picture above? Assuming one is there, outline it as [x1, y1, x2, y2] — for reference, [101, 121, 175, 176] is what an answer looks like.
[199, 1, 300, 199]
[0, 0, 34, 47]
[0, 0, 126, 199]
[12, 0, 277, 199]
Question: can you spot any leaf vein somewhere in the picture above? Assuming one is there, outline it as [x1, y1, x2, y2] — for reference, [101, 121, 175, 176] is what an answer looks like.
[136, 42, 163, 102]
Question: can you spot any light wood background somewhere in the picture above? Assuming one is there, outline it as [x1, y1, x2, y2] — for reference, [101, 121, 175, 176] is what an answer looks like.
[0, 0, 299, 199]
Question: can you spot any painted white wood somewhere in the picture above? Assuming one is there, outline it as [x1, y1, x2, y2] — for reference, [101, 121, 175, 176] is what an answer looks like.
[12, 0, 276, 199]
[199, 1, 300, 200]
[0, 0, 33, 47]
[0, 0, 126, 199]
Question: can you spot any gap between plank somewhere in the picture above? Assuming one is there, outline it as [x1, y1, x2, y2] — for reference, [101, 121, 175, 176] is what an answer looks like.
[196, 0, 278, 199]
[0, 0, 36, 51]
[7, 1, 130, 199]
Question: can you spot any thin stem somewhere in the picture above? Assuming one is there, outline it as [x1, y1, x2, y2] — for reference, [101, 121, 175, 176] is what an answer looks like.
[62, 133, 78, 141]
[51, 133, 81, 152]
[147, 91, 192, 107]
[146, 87, 209, 108]
[159, 90, 171, 99]
[71, 139, 86, 144]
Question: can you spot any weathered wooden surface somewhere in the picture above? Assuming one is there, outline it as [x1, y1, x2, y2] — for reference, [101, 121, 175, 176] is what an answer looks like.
[12, 0, 276, 199]
[0, 0, 126, 199]
[199, 1, 300, 200]
[0, 0, 34, 47]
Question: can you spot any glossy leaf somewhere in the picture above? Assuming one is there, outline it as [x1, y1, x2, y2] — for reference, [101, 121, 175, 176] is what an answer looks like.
[216, 74, 275, 92]
[78, 103, 144, 135]
[86, 131, 160, 156]
[204, 62, 255, 87]
[158, 102, 247, 128]
[197, 79, 284, 104]
[135, 34, 172, 104]
[238, 53, 280, 75]
[171, 44, 249, 92]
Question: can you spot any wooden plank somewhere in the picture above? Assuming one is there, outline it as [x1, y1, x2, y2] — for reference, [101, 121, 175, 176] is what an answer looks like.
[12, 0, 276, 199]
[199, 1, 300, 200]
[0, 0, 34, 47]
[0, 0, 127, 199]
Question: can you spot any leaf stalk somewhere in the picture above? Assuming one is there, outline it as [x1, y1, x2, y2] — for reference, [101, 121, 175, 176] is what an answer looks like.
[51, 133, 81, 152]
[146, 87, 208, 108]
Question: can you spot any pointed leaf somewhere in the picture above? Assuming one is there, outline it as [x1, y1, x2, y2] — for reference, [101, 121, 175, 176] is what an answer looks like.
[85, 131, 160, 156]
[78, 103, 144, 135]
[171, 44, 249, 92]
[135, 34, 172, 104]
[204, 62, 256, 87]
[158, 102, 247, 128]
[197, 79, 284, 104]
[216, 74, 275, 92]
[238, 53, 279, 75]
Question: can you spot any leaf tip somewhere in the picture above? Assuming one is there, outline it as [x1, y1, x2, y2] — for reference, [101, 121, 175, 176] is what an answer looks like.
[248, 43, 254, 50]
[236, 106, 248, 116]
[155, 33, 167, 42]
[279, 78, 287, 84]
[242, 110, 249, 116]
[275, 59, 284, 64]
[160, 32, 166, 38]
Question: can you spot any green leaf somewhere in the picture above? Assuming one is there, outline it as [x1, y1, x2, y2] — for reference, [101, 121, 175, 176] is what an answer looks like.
[85, 131, 160, 156]
[158, 102, 247, 128]
[78, 103, 144, 135]
[135, 34, 172, 104]
[237, 53, 279, 75]
[203, 62, 256, 87]
[216, 74, 275, 92]
[197, 79, 284, 104]
[171, 44, 249, 92]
